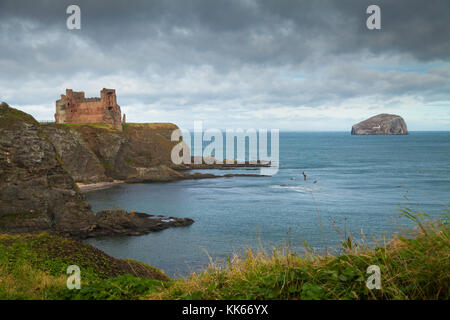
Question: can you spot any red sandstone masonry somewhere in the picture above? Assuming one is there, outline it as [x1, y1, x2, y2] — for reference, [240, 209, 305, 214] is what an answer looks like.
[55, 88, 123, 131]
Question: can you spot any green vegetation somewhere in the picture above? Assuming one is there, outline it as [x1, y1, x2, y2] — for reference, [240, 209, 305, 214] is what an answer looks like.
[0, 210, 448, 300]
[124, 158, 138, 166]
[101, 160, 116, 172]
[0, 211, 45, 230]
[122, 122, 178, 136]
[0, 102, 39, 129]
[40, 122, 119, 132]
[0, 233, 169, 299]
[124, 123, 178, 129]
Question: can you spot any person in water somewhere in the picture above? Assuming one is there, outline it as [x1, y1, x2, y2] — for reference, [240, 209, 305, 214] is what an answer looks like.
[302, 171, 307, 181]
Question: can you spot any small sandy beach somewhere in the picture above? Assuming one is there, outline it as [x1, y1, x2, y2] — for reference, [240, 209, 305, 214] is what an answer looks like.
[77, 180, 125, 193]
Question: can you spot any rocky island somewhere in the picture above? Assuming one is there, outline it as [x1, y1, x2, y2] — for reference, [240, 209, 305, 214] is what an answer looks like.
[351, 114, 408, 135]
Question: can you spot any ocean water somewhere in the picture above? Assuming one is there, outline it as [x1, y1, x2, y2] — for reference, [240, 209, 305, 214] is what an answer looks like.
[85, 132, 450, 278]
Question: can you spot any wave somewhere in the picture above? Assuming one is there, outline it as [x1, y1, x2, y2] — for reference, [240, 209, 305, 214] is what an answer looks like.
[270, 185, 321, 193]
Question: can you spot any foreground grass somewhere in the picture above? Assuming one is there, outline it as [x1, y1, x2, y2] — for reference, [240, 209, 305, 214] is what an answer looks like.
[148, 210, 449, 300]
[0, 211, 448, 300]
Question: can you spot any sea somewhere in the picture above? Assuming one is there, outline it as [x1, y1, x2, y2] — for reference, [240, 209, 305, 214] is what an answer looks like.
[85, 131, 450, 278]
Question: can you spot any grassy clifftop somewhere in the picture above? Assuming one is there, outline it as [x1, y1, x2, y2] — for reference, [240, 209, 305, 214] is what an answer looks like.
[41, 122, 179, 133]
[40, 122, 119, 132]
[0, 211, 448, 300]
[123, 122, 178, 130]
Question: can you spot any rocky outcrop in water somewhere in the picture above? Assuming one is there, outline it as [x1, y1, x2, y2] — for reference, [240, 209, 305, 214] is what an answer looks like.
[351, 114, 408, 135]
[90, 209, 194, 236]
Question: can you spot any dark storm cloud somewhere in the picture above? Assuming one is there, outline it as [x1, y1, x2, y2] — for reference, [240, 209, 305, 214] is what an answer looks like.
[0, 0, 449, 129]
[1, 0, 449, 64]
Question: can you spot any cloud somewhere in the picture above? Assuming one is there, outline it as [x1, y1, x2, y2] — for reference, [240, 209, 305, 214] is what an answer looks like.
[0, 0, 449, 130]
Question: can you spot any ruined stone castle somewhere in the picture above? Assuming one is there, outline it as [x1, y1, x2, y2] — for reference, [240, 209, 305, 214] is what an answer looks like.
[55, 88, 123, 131]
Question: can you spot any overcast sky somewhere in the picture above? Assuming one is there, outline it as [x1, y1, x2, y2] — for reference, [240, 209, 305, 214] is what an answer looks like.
[0, 0, 449, 130]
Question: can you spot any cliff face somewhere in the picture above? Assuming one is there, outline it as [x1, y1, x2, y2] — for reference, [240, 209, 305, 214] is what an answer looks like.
[117, 123, 184, 182]
[0, 103, 95, 237]
[65, 124, 127, 179]
[47, 122, 183, 182]
[42, 125, 108, 183]
[351, 114, 408, 135]
[44, 121, 180, 183]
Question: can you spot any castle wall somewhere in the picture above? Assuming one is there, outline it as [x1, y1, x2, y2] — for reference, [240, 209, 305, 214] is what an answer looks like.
[64, 101, 106, 123]
[55, 100, 66, 123]
[55, 89, 122, 131]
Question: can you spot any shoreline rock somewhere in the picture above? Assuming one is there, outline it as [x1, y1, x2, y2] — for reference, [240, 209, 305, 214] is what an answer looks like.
[86, 209, 195, 238]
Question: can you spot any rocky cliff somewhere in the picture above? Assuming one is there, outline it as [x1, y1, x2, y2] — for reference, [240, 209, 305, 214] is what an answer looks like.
[42, 122, 183, 183]
[0, 103, 193, 237]
[40, 121, 266, 185]
[41, 125, 109, 183]
[0, 103, 95, 237]
[351, 114, 408, 135]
